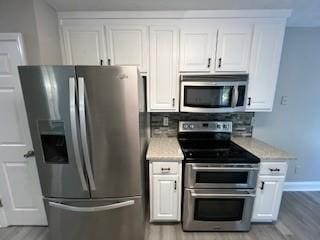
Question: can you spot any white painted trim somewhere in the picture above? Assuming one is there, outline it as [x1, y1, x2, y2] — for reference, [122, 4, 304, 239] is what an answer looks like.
[58, 10, 292, 20]
[0, 33, 27, 228]
[283, 181, 320, 192]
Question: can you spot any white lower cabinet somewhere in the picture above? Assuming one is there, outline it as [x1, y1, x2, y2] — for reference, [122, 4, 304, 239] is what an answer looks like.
[149, 161, 182, 222]
[252, 161, 287, 222]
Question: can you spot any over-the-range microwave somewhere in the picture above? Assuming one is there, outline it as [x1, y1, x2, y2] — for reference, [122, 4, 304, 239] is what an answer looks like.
[180, 75, 248, 113]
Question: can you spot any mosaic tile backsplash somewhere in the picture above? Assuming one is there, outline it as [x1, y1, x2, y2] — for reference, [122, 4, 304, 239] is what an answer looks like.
[151, 112, 254, 137]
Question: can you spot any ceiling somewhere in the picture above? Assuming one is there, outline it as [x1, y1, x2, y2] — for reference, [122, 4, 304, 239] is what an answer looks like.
[46, 0, 320, 27]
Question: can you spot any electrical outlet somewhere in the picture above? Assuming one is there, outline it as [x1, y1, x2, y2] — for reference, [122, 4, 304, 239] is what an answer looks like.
[163, 117, 169, 126]
[281, 96, 289, 105]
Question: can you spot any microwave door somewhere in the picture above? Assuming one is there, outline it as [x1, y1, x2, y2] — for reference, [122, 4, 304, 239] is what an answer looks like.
[180, 81, 235, 113]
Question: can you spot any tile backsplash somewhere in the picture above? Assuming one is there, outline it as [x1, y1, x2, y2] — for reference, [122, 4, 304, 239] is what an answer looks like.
[151, 112, 254, 137]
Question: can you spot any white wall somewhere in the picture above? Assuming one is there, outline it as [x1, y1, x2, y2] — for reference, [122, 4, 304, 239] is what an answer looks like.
[0, 0, 61, 64]
[33, 0, 62, 64]
[253, 27, 320, 182]
[0, 0, 41, 64]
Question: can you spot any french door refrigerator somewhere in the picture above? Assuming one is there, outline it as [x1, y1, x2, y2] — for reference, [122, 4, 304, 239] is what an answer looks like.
[18, 66, 148, 240]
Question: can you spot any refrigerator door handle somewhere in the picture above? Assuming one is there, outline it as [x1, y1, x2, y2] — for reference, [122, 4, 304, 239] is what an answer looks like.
[69, 77, 88, 191]
[78, 77, 96, 190]
[49, 200, 135, 212]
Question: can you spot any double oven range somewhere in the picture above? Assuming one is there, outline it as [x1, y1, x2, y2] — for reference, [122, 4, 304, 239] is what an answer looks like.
[178, 121, 260, 231]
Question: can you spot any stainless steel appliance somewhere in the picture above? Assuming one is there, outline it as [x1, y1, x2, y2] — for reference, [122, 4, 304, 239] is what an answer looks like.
[180, 75, 248, 113]
[18, 66, 148, 240]
[178, 121, 260, 231]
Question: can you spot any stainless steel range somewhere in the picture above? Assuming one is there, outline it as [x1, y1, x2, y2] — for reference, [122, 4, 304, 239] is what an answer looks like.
[178, 121, 260, 232]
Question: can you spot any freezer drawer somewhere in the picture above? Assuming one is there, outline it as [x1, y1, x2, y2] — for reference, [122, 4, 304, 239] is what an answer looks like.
[44, 196, 145, 240]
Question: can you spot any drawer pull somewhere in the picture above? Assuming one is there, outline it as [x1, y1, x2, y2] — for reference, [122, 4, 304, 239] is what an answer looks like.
[161, 167, 171, 172]
[269, 168, 280, 172]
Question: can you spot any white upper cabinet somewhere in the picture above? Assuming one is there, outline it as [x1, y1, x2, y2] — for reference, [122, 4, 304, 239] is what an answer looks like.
[106, 24, 148, 72]
[61, 23, 107, 65]
[215, 25, 252, 72]
[180, 24, 217, 72]
[148, 26, 179, 112]
[246, 23, 286, 111]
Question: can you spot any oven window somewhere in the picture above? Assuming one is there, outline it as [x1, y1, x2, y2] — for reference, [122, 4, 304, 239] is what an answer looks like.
[194, 198, 244, 221]
[184, 86, 233, 108]
[196, 172, 248, 184]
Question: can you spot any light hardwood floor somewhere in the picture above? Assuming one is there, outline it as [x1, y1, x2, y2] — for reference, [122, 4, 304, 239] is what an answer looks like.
[1, 192, 319, 240]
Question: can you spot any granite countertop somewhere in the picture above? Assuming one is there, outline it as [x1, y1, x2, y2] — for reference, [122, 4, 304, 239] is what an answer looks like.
[146, 137, 184, 161]
[232, 137, 296, 161]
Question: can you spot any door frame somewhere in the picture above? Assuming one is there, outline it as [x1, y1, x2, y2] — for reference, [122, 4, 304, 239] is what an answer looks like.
[0, 32, 27, 227]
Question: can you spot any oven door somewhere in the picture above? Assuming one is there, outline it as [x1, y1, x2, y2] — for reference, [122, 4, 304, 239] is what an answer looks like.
[183, 188, 255, 231]
[180, 81, 247, 113]
[185, 163, 259, 189]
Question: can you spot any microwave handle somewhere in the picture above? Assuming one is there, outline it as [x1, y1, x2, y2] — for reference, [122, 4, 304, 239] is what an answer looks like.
[231, 85, 239, 108]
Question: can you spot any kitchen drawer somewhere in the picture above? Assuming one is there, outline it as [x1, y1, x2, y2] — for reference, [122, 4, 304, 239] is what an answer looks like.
[259, 162, 288, 176]
[152, 162, 179, 175]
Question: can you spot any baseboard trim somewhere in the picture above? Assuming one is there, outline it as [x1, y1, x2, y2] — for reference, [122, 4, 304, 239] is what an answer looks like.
[284, 181, 320, 191]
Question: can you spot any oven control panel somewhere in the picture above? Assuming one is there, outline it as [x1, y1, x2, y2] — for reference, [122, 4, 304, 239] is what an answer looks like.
[179, 121, 232, 133]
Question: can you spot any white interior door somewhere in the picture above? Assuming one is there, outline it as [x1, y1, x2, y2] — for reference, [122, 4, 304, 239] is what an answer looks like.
[0, 34, 47, 226]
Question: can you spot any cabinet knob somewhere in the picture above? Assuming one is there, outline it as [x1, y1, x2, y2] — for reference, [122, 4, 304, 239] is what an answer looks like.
[100, 59, 103, 66]
[107, 59, 111, 65]
[172, 98, 175, 107]
[207, 58, 211, 68]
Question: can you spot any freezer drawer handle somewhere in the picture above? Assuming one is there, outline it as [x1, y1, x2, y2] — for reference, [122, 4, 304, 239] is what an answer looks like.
[78, 77, 96, 190]
[69, 77, 88, 191]
[49, 200, 135, 212]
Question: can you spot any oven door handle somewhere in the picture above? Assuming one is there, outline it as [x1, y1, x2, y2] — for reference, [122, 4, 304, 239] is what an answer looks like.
[191, 192, 256, 198]
[192, 166, 259, 171]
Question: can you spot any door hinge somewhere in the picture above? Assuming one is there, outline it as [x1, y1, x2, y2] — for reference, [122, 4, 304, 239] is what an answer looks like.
[174, 180, 177, 190]
[0, 199, 3, 207]
[172, 98, 175, 107]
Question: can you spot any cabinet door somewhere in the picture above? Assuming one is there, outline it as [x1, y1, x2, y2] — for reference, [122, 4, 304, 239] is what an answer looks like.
[180, 27, 217, 72]
[149, 26, 179, 112]
[246, 23, 286, 111]
[61, 23, 107, 65]
[252, 176, 285, 222]
[215, 25, 252, 72]
[152, 175, 179, 221]
[107, 25, 148, 72]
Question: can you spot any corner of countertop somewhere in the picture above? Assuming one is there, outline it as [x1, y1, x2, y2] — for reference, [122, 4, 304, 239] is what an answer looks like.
[231, 136, 296, 161]
[146, 137, 184, 161]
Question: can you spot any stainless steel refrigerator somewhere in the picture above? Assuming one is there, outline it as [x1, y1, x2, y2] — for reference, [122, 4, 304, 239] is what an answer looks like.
[18, 66, 148, 240]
